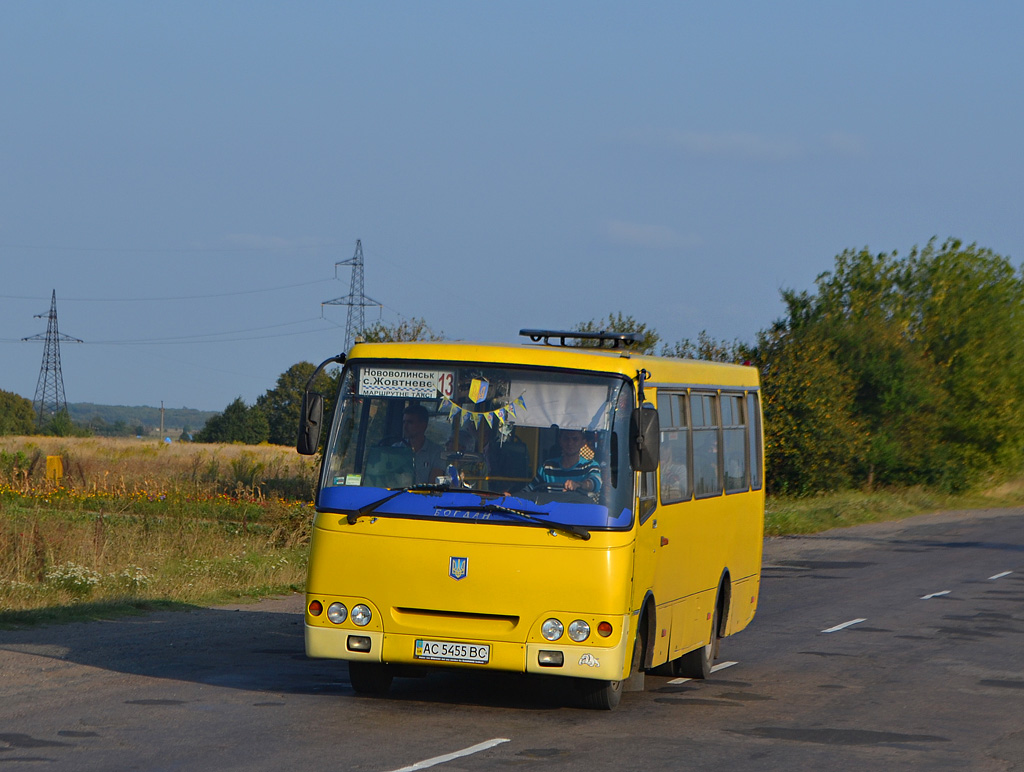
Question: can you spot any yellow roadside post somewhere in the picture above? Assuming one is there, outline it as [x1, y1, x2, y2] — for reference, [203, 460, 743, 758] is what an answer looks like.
[45, 455, 64, 483]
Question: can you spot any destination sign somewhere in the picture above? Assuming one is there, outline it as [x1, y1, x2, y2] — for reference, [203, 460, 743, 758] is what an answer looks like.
[358, 368, 454, 399]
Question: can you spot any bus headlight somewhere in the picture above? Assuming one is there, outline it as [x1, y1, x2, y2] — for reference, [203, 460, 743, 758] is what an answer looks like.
[541, 618, 564, 641]
[327, 602, 348, 624]
[351, 604, 372, 626]
[568, 620, 590, 642]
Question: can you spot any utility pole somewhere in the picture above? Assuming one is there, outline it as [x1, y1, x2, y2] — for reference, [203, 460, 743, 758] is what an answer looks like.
[160, 401, 165, 436]
[22, 290, 83, 427]
[323, 239, 381, 352]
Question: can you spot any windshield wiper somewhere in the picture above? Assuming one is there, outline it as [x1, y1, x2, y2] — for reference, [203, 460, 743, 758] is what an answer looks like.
[440, 503, 591, 541]
[346, 485, 501, 524]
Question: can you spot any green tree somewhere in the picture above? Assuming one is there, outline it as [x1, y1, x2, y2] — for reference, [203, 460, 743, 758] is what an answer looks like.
[663, 330, 748, 363]
[903, 239, 1024, 488]
[195, 398, 269, 445]
[573, 312, 660, 354]
[755, 238, 1024, 494]
[751, 320, 866, 495]
[359, 317, 444, 343]
[257, 362, 341, 446]
[41, 410, 91, 438]
[0, 390, 35, 436]
[806, 249, 944, 487]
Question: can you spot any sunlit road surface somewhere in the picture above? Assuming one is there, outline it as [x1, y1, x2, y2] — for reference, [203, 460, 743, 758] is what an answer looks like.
[2, 508, 1023, 771]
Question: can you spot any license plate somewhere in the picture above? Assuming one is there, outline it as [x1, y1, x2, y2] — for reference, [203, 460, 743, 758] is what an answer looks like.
[414, 639, 490, 664]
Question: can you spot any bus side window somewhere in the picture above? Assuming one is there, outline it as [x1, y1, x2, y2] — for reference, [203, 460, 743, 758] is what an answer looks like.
[658, 393, 691, 503]
[747, 391, 763, 490]
[691, 393, 721, 497]
[722, 393, 748, 493]
[638, 469, 657, 522]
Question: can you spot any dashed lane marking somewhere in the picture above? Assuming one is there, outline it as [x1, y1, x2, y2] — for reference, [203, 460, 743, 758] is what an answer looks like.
[667, 661, 738, 685]
[921, 591, 951, 600]
[821, 618, 867, 633]
[989, 571, 1013, 581]
[386, 739, 510, 772]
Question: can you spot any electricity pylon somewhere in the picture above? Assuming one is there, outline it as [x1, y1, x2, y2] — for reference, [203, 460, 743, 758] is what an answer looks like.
[323, 239, 380, 352]
[22, 290, 82, 427]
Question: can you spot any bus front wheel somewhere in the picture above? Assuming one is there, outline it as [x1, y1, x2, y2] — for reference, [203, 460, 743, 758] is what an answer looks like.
[348, 662, 394, 696]
[576, 630, 642, 710]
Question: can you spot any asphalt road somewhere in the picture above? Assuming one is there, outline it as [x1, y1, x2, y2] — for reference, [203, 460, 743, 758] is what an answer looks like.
[2, 507, 1023, 771]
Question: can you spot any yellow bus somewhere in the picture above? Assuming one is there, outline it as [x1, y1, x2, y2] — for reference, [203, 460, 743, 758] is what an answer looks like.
[298, 329, 764, 709]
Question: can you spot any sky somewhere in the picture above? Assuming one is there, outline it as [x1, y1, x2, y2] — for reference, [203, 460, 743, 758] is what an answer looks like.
[2, 2, 1022, 412]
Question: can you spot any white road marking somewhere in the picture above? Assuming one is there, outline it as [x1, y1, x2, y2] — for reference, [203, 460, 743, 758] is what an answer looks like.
[989, 571, 1013, 580]
[667, 660, 738, 684]
[386, 739, 510, 772]
[821, 618, 867, 633]
[921, 591, 951, 599]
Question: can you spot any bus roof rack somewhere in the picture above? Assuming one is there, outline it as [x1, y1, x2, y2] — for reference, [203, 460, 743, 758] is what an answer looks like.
[519, 329, 645, 349]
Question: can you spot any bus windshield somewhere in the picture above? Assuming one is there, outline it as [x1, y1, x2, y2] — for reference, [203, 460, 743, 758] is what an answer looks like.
[318, 361, 635, 531]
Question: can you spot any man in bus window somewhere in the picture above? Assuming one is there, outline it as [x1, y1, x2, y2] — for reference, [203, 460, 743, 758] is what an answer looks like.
[528, 429, 602, 494]
[395, 404, 444, 484]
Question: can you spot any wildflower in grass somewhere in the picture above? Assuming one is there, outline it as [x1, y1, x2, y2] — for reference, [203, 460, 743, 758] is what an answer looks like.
[110, 565, 152, 592]
[45, 562, 102, 596]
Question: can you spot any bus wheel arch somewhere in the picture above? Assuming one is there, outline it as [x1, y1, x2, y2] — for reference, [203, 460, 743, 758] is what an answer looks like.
[577, 606, 648, 709]
[716, 569, 732, 638]
[675, 574, 729, 679]
[637, 592, 657, 671]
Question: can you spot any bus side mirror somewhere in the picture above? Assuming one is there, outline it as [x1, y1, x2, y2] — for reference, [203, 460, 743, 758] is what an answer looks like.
[297, 392, 324, 455]
[629, 406, 660, 472]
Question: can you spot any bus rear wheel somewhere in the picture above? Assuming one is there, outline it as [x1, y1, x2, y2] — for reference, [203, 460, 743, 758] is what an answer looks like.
[348, 662, 394, 696]
[676, 604, 720, 679]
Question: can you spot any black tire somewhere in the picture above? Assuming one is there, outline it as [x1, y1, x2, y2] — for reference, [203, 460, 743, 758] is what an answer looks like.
[676, 603, 720, 679]
[577, 629, 643, 710]
[577, 675, 623, 710]
[348, 662, 394, 695]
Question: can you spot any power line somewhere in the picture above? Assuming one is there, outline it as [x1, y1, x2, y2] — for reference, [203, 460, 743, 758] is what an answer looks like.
[0, 278, 334, 303]
[86, 317, 331, 344]
[0, 242, 342, 254]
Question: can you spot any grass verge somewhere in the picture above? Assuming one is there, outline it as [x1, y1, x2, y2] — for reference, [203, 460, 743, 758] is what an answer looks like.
[766, 482, 1024, 536]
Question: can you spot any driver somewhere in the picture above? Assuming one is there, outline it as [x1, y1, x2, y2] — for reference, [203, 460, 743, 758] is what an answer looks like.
[395, 404, 444, 484]
[527, 429, 601, 494]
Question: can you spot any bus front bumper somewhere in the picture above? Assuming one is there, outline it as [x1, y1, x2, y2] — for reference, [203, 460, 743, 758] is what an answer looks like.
[305, 623, 631, 681]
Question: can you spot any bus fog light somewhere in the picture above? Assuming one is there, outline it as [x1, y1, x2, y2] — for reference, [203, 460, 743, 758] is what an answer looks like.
[351, 604, 372, 626]
[327, 602, 348, 624]
[597, 621, 613, 637]
[541, 618, 564, 641]
[347, 635, 371, 652]
[308, 600, 323, 616]
[538, 650, 564, 667]
[568, 620, 590, 642]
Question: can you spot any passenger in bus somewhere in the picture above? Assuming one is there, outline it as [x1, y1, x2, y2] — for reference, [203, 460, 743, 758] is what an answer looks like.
[527, 429, 602, 494]
[394, 404, 444, 484]
[660, 435, 689, 500]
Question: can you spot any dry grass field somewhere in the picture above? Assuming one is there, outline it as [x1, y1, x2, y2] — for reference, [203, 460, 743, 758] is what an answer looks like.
[0, 437, 318, 623]
[0, 435, 318, 500]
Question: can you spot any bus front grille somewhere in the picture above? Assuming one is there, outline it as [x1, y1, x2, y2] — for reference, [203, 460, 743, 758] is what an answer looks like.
[391, 607, 520, 637]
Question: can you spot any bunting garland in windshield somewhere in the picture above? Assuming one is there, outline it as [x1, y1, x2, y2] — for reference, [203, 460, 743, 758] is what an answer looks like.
[439, 393, 527, 428]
